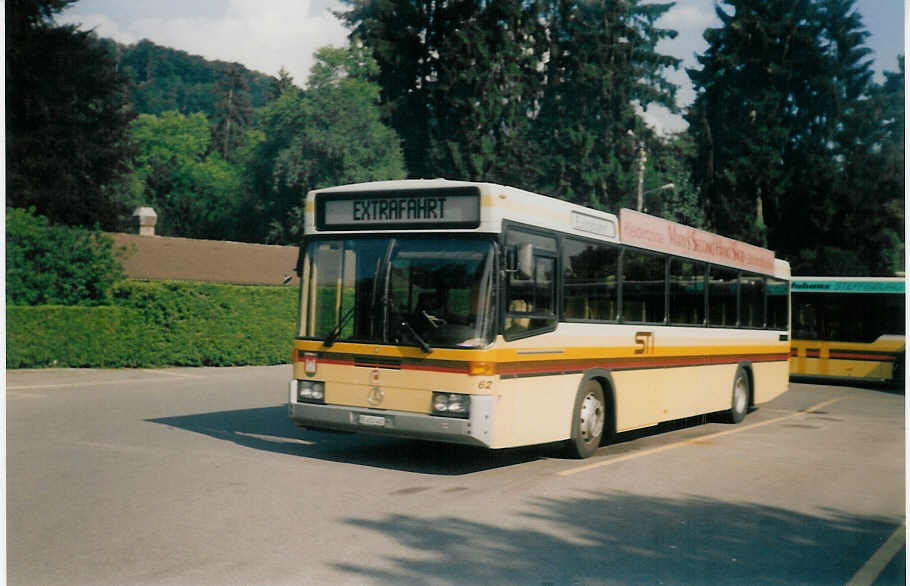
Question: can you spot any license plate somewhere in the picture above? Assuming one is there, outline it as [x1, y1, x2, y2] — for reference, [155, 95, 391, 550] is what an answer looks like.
[358, 414, 386, 427]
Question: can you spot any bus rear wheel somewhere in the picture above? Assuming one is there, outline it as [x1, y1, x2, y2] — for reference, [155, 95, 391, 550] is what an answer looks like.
[566, 380, 606, 459]
[727, 366, 750, 423]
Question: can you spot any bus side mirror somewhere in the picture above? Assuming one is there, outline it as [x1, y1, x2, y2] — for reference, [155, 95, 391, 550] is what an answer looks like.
[505, 243, 534, 279]
[505, 246, 517, 273]
[517, 243, 534, 279]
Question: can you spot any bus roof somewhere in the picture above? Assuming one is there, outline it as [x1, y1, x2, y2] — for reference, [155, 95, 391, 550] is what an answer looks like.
[791, 276, 906, 294]
[305, 179, 620, 242]
[305, 179, 788, 278]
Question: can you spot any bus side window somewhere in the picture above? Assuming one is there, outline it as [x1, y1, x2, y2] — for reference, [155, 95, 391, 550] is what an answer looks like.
[708, 266, 739, 327]
[563, 238, 619, 321]
[505, 228, 557, 338]
[669, 258, 706, 325]
[740, 273, 766, 328]
[767, 278, 789, 330]
[795, 301, 818, 339]
[621, 248, 666, 324]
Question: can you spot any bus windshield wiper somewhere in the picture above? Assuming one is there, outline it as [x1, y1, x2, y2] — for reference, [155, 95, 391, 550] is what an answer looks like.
[400, 319, 433, 354]
[324, 306, 355, 347]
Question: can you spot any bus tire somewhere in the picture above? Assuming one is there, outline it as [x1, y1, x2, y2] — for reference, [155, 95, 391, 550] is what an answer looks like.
[727, 366, 750, 424]
[565, 380, 606, 459]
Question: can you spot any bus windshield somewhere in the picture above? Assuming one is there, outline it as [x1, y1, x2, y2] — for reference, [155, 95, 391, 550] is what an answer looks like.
[301, 237, 496, 349]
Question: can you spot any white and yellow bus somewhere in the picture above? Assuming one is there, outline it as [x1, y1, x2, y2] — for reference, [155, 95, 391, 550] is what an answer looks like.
[289, 180, 791, 458]
[790, 277, 905, 385]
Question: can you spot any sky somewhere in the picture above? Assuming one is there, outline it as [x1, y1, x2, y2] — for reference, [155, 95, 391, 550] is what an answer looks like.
[58, 0, 906, 135]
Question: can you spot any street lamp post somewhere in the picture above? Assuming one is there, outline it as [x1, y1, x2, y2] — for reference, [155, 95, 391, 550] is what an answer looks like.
[627, 129, 675, 212]
[635, 144, 647, 212]
[627, 129, 652, 212]
[640, 183, 675, 213]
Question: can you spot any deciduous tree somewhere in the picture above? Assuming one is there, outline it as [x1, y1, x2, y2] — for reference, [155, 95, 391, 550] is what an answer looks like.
[131, 111, 249, 240]
[244, 42, 406, 243]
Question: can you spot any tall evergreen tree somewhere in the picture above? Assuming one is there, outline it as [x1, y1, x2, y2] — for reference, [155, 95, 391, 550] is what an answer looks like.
[268, 67, 297, 100]
[341, 0, 542, 183]
[213, 64, 254, 162]
[341, 0, 679, 207]
[534, 0, 679, 209]
[687, 0, 823, 247]
[6, 0, 137, 228]
[687, 0, 901, 273]
[829, 55, 905, 275]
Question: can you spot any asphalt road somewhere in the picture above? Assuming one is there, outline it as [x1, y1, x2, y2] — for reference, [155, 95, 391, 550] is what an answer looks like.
[6, 366, 906, 585]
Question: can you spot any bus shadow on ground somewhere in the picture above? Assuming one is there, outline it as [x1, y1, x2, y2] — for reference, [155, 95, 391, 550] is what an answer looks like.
[147, 406, 548, 474]
[790, 376, 906, 395]
[333, 490, 905, 585]
[147, 407, 739, 475]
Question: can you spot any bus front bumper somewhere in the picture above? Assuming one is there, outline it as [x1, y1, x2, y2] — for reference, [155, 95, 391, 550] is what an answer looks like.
[288, 386, 495, 448]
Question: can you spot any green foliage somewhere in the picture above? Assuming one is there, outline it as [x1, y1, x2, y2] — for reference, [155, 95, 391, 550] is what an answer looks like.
[344, 0, 547, 186]
[6, 0, 137, 229]
[832, 55, 905, 276]
[6, 0, 78, 32]
[244, 41, 406, 243]
[213, 65, 255, 162]
[9, 0, 900, 281]
[7, 281, 298, 368]
[131, 111, 250, 239]
[687, 0, 904, 274]
[642, 133, 706, 228]
[341, 0, 679, 209]
[109, 281, 297, 366]
[7, 306, 152, 368]
[114, 39, 273, 120]
[532, 0, 680, 209]
[6, 208, 126, 306]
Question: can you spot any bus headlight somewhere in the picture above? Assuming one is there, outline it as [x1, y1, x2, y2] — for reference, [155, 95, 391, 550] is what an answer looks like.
[432, 392, 470, 419]
[297, 380, 325, 403]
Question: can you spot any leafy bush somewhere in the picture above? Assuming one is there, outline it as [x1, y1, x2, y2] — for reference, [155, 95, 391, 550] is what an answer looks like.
[7, 281, 298, 368]
[6, 207, 127, 306]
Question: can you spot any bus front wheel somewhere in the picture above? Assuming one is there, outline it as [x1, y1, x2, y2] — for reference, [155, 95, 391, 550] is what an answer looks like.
[727, 366, 750, 424]
[566, 380, 606, 459]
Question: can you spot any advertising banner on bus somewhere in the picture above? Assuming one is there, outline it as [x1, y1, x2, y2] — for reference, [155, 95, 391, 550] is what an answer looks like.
[619, 208, 776, 275]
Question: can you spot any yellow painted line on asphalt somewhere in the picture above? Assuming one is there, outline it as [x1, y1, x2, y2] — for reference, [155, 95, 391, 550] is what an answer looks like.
[846, 522, 905, 586]
[557, 397, 851, 477]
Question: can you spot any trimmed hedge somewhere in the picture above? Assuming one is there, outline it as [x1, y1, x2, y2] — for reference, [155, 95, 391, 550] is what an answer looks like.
[8, 306, 152, 368]
[8, 281, 298, 368]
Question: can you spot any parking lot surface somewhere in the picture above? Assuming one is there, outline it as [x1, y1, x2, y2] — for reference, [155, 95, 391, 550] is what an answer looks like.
[6, 366, 905, 585]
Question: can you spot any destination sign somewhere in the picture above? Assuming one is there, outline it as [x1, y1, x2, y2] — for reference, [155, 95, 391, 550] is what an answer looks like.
[791, 279, 905, 293]
[570, 211, 617, 238]
[316, 187, 481, 230]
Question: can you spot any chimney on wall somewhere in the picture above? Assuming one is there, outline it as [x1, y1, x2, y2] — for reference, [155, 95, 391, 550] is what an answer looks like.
[133, 207, 158, 236]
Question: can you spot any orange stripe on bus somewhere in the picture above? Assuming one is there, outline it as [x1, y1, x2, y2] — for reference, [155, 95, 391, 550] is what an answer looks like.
[316, 352, 788, 376]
